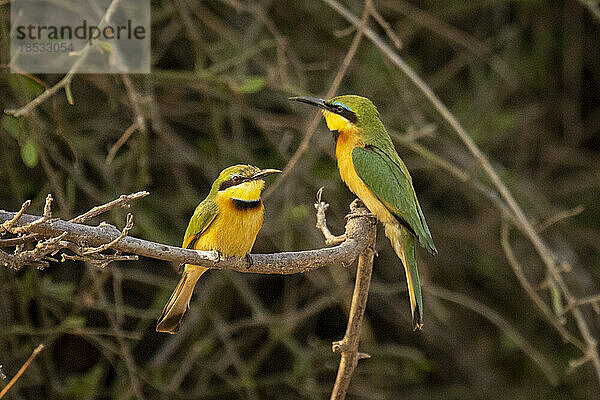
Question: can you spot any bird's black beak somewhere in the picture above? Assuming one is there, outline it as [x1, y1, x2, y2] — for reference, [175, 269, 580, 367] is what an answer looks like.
[289, 96, 329, 112]
[289, 96, 358, 124]
[251, 169, 281, 180]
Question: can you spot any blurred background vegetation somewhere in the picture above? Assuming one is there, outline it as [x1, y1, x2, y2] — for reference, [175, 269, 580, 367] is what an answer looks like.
[1, 0, 600, 398]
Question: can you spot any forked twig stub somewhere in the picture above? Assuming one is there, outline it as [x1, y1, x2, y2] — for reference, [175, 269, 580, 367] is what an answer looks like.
[315, 187, 347, 246]
[81, 213, 134, 255]
[70, 191, 149, 224]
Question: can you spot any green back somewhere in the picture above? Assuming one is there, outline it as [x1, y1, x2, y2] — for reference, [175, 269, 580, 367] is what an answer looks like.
[332, 95, 436, 254]
[183, 198, 218, 248]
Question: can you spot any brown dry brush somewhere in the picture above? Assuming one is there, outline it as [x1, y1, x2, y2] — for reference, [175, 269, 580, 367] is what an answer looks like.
[1, 0, 600, 399]
[0, 191, 377, 400]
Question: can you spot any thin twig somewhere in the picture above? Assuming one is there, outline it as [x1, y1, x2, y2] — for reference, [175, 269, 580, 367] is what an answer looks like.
[0, 200, 30, 233]
[330, 220, 376, 399]
[0, 192, 148, 248]
[82, 213, 133, 255]
[0, 344, 45, 399]
[576, 0, 600, 22]
[427, 285, 559, 386]
[105, 123, 139, 164]
[559, 293, 600, 317]
[537, 205, 585, 233]
[379, 0, 517, 86]
[70, 191, 149, 224]
[8, 195, 53, 235]
[369, 3, 402, 48]
[501, 220, 584, 350]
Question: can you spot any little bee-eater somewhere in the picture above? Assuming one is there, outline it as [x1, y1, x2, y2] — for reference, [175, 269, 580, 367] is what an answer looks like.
[290, 95, 436, 330]
[156, 165, 280, 334]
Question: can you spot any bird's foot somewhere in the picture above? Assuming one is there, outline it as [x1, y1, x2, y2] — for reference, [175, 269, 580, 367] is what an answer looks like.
[211, 250, 223, 263]
[245, 254, 253, 269]
[345, 212, 376, 220]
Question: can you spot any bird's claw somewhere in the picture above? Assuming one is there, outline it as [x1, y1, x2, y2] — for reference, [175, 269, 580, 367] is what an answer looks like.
[245, 254, 253, 269]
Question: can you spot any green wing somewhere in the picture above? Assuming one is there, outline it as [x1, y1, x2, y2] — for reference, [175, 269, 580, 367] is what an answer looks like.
[182, 199, 219, 249]
[352, 145, 436, 254]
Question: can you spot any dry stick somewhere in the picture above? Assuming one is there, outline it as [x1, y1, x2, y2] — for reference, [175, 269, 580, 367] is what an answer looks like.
[330, 228, 376, 400]
[0, 344, 45, 399]
[537, 205, 585, 233]
[0, 191, 148, 247]
[105, 123, 138, 164]
[314, 197, 377, 399]
[426, 285, 559, 385]
[560, 293, 600, 317]
[88, 270, 145, 400]
[577, 0, 600, 22]
[0, 201, 374, 274]
[263, 0, 372, 199]
[379, 0, 517, 86]
[70, 191, 149, 224]
[501, 220, 585, 350]
[368, 3, 401, 48]
[322, 0, 600, 383]
[0, 200, 30, 233]
[81, 213, 134, 255]
[9, 194, 53, 235]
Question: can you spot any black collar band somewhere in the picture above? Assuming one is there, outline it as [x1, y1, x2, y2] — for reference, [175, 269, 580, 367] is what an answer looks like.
[231, 198, 262, 210]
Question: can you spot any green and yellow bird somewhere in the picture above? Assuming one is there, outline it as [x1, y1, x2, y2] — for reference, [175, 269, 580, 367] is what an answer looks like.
[156, 164, 280, 334]
[290, 95, 436, 330]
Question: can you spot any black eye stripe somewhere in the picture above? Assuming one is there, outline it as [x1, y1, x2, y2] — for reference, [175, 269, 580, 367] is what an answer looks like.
[218, 175, 250, 191]
[327, 103, 358, 124]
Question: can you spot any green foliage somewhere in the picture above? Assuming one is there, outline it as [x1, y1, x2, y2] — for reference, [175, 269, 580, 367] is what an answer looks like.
[20, 140, 38, 167]
[235, 76, 266, 94]
[1, 114, 19, 138]
[65, 365, 103, 400]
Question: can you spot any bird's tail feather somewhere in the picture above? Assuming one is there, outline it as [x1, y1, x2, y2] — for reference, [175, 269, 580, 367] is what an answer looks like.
[385, 224, 423, 330]
[156, 265, 207, 334]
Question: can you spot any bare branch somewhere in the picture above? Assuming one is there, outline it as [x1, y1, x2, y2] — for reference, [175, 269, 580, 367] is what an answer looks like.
[560, 293, 600, 317]
[427, 285, 559, 386]
[105, 122, 139, 165]
[0, 191, 148, 248]
[537, 205, 585, 233]
[576, 0, 600, 22]
[0, 344, 44, 399]
[501, 220, 585, 350]
[70, 191, 149, 224]
[0, 200, 30, 233]
[7, 194, 53, 235]
[330, 226, 376, 399]
[0, 199, 376, 275]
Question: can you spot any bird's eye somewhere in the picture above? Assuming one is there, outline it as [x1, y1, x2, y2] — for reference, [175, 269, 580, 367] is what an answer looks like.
[232, 176, 241, 183]
[336, 105, 345, 113]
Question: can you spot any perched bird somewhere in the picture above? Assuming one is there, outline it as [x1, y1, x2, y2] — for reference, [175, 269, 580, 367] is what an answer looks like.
[290, 95, 436, 329]
[156, 165, 280, 334]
